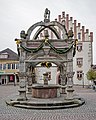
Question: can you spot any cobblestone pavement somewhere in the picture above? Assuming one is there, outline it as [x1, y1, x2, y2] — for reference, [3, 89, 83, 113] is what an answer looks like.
[0, 85, 96, 120]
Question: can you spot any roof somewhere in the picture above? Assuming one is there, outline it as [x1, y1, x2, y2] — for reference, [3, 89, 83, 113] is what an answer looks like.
[0, 48, 19, 60]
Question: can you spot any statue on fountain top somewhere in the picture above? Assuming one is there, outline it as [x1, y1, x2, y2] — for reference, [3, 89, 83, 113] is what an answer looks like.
[44, 8, 50, 22]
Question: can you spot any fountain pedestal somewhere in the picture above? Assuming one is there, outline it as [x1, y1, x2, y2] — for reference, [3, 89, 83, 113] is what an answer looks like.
[66, 85, 74, 100]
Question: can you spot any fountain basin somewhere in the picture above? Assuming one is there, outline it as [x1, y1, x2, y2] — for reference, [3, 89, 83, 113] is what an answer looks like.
[32, 84, 60, 98]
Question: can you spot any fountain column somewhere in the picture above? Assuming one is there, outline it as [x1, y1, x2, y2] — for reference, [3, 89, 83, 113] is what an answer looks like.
[60, 64, 67, 94]
[18, 44, 27, 101]
[66, 48, 74, 100]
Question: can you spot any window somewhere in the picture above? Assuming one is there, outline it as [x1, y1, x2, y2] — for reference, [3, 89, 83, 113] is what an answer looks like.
[0, 53, 8, 58]
[7, 63, 11, 69]
[78, 32, 81, 39]
[0, 64, 2, 70]
[3, 64, 6, 70]
[77, 71, 83, 80]
[77, 58, 83, 67]
[77, 43, 82, 52]
[16, 63, 19, 69]
[12, 63, 15, 69]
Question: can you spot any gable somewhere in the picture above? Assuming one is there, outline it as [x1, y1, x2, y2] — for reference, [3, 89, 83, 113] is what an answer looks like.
[0, 48, 19, 60]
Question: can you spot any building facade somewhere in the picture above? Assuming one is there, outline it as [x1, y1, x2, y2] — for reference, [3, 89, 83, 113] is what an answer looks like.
[39, 11, 93, 86]
[0, 48, 19, 85]
[56, 12, 93, 85]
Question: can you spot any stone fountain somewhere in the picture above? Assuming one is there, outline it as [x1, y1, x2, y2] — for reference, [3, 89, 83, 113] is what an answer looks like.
[6, 8, 85, 109]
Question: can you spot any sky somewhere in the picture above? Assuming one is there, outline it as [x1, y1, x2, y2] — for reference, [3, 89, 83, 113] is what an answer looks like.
[0, 0, 96, 64]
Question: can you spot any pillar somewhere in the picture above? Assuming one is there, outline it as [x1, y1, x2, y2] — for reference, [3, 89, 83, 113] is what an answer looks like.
[82, 26, 85, 42]
[60, 64, 67, 94]
[18, 46, 27, 101]
[58, 15, 61, 36]
[18, 74, 27, 100]
[26, 64, 32, 93]
[14, 74, 16, 85]
[69, 17, 73, 30]
[74, 20, 77, 39]
[66, 48, 74, 100]
[66, 14, 69, 32]
[5, 75, 8, 84]
[61, 11, 65, 25]
[27, 76, 32, 93]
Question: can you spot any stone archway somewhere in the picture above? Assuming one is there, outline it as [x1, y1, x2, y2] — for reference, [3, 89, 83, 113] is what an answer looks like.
[15, 8, 76, 100]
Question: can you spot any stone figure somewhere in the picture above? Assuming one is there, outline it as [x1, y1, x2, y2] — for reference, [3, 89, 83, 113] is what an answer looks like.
[20, 30, 27, 39]
[44, 8, 50, 20]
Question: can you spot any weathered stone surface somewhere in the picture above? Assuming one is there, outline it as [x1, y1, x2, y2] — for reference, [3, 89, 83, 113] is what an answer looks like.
[32, 85, 60, 98]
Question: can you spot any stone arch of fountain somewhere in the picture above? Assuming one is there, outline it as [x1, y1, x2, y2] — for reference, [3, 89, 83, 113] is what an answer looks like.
[16, 8, 75, 100]
[6, 8, 85, 109]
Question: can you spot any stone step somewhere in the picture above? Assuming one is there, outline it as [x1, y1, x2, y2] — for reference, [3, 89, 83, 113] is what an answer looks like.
[13, 103, 80, 109]
[19, 100, 75, 106]
[6, 98, 85, 110]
